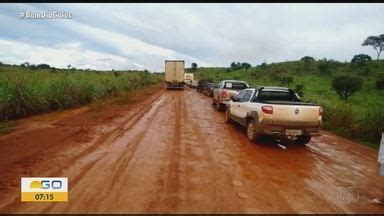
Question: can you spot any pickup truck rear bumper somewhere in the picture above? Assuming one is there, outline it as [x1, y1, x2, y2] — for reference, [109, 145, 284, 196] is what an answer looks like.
[259, 119, 321, 136]
[219, 100, 230, 105]
[166, 82, 184, 89]
[220, 100, 229, 105]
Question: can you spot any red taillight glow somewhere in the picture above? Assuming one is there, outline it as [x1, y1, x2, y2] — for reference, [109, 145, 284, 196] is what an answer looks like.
[319, 107, 323, 116]
[261, 105, 273, 114]
[222, 90, 227, 99]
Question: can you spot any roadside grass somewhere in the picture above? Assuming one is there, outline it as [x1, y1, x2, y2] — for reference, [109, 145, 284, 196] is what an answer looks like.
[194, 60, 384, 147]
[0, 121, 14, 134]
[89, 83, 163, 112]
[0, 65, 163, 121]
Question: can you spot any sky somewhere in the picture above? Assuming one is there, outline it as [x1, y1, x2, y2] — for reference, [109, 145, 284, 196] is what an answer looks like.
[0, 3, 383, 72]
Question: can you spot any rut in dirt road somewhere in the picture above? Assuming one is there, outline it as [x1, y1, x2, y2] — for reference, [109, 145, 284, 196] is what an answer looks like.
[0, 87, 383, 214]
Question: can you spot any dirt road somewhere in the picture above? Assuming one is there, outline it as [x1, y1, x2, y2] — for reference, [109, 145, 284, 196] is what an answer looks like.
[0, 86, 382, 213]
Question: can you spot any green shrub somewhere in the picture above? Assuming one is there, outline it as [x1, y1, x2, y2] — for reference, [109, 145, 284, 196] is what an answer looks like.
[279, 76, 293, 86]
[351, 54, 372, 65]
[322, 103, 383, 146]
[294, 84, 305, 97]
[318, 62, 332, 75]
[301, 56, 315, 63]
[322, 103, 354, 129]
[357, 66, 371, 76]
[331, 75, 363, 100]
[376, 73, 384, 90]
[349, 108, 384, 145]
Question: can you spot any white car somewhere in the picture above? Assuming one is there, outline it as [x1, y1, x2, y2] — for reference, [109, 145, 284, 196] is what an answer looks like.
[225, 86, 322, 144]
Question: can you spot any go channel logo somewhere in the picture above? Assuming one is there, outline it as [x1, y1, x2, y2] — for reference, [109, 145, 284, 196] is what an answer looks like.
[21, 177, 68, 202]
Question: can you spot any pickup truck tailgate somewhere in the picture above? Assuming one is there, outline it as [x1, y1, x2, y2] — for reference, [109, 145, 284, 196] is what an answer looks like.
[272, 104, 320, 126]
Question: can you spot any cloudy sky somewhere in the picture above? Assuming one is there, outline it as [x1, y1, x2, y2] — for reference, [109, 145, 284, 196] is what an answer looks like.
[0, 3, 383, 71]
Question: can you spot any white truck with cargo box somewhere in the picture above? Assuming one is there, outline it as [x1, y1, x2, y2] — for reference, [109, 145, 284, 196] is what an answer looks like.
[165, 60, 185, 89]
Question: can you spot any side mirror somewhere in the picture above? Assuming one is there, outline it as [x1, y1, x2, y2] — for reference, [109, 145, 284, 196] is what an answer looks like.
[230, 96, 235, 101]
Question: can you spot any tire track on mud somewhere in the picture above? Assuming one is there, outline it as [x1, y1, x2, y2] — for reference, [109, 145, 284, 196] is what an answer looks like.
[182, 90, 244, 213]
[145, 91, 182, 213]
[57, 91, 167, 213]
[39, 151, 108, 214]
[223, 123, 297, 213]
[165, 92, 182, 210]
[81, 96, 167, 212]
[0, 89, 165, 213]
[58, 89, 166, 177]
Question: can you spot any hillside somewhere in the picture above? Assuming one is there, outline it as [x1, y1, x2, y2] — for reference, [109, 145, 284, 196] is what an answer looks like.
[193, 59, 384, 147]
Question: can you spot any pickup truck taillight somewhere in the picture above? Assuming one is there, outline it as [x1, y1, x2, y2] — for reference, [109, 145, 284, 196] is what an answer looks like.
[222, 90, 227, 99]
[319, 107, 323, 116]
[261, 105, 273, 115]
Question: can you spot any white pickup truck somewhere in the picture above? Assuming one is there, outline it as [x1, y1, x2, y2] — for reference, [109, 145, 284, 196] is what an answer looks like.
[212, 80, 249, 111]
[225, 86, 322, 144]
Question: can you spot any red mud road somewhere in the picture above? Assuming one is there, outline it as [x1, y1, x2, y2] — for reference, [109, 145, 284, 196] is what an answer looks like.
[0, 86, 383, 214]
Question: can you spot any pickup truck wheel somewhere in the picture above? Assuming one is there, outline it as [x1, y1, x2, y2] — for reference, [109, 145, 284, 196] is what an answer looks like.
[297, 135, 312, 144]
[246, 120, 259, 142]
[215, 102, 223, 111]
[224, 108, 232, 123]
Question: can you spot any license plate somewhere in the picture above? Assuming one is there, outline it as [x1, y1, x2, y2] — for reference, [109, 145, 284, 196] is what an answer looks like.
[285, 129, 302, 136]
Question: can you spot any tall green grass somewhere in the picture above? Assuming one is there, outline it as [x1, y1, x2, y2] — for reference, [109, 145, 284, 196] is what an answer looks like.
[0, 66, 162, 121]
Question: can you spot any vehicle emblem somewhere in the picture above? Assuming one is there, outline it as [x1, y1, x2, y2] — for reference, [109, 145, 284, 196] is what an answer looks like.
[295, 108, 299, 114]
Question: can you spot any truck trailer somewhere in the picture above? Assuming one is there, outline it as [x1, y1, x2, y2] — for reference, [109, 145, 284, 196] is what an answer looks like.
[165, 60, 185, 89]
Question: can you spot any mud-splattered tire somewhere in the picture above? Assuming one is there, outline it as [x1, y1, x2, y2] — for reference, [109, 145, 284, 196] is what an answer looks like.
[215, 102, 223, 111]
[246, 119, 260, 142]
[215, 102, 220, 111]
[224, 107, 232, 123]
[296, 135, 312, 144]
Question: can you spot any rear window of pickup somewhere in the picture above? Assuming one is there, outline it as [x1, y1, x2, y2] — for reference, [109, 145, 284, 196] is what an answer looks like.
[224, 82, 248, 90]
[257, 90, 301, 102]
